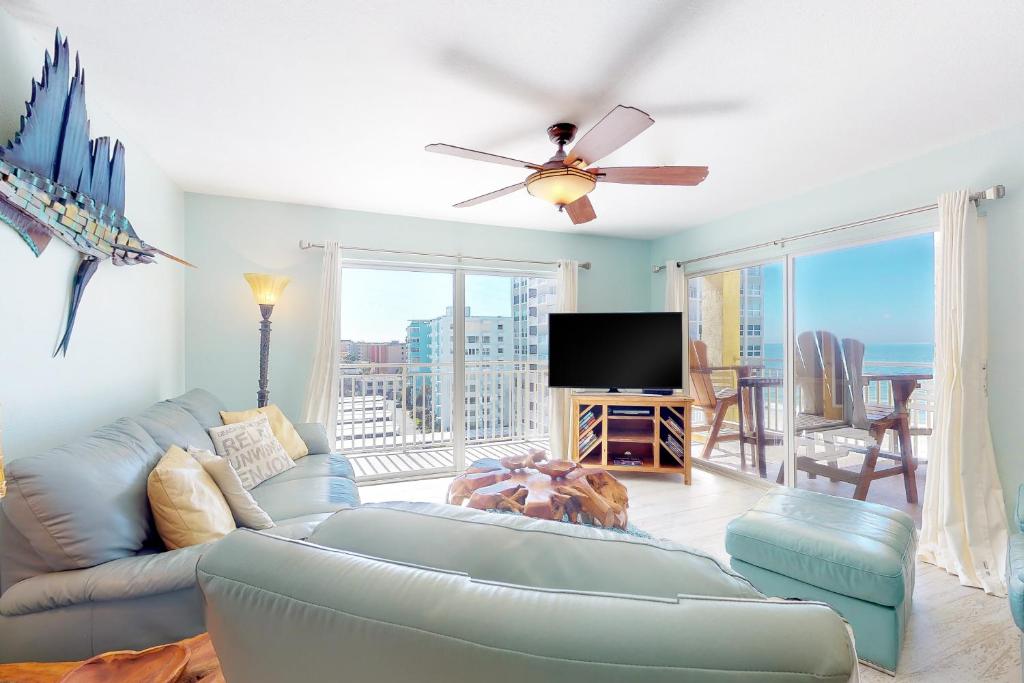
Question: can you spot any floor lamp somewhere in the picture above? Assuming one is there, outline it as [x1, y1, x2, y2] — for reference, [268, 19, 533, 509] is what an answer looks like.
[244, 273, 290, 408]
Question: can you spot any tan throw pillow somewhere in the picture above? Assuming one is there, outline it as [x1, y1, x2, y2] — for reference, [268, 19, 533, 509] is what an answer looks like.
[189, 448, 274, 530]
[220, 404, 309, 460]
[147, 445, 236, 550]
[208, 414, 295, 490]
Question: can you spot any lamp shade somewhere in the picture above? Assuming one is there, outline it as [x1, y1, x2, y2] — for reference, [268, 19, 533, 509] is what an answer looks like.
[244, 273, 290, 306]
[525, 167, 596, 206]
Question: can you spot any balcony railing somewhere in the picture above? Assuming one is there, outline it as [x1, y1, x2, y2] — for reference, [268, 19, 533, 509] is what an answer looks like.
[337, 360, 550, 453]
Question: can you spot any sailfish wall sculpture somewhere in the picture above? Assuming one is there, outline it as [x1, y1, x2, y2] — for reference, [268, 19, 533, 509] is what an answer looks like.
[0, 30, 193, 356]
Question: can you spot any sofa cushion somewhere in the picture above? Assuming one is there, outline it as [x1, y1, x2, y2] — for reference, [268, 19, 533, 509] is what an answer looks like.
[190, 449, 274, 530]
[209, 416, 295, 490]
[130, 400, 216, 453]
[169, 389, 227, 431]
[264, 453, 355, 483]
[309, 502, 761, 600]
[0, 507, 51, 591]
[147, 446, 236, 549]
[220, 405, 308, 460]
[725, 488, 917, 607]
[3, 419, 163, 572]
[251, 477, 359, 521]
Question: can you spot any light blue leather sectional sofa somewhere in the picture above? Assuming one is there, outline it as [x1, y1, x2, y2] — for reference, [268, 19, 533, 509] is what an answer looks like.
[0, 389, 359, 663]
[198, 501, 860, 682]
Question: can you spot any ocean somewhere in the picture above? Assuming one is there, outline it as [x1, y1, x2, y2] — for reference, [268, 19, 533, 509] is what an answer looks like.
[762, 342, 933, 374]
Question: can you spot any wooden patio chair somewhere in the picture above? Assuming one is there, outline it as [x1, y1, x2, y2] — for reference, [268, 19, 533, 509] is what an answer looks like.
[688, 340, 749, 460]
[790, 332, 917, 502]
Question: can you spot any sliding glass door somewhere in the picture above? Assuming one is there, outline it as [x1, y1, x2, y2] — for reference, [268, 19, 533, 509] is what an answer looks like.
[339, 266, 457, 481]
[687, 262, 786, 483]
[686, 231, 936, 519]
[462, 273, 554, 455]
[789, 234, 934, 522]
[338, 264, 556, 482]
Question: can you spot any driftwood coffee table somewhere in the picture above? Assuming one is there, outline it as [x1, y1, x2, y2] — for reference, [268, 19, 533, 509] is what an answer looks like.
[447, 449, 629, 529]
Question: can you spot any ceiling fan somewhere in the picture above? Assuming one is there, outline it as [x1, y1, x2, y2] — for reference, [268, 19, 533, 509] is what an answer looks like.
[425, 105, 708, 225]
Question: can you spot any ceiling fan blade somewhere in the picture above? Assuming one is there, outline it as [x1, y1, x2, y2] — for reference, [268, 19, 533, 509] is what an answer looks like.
[453, 182, 526, 208]
[565, 195, 597, 225]
[564, 105, 654, 167]
[594, 166, 709, 186]
[426, 143, 541, 170]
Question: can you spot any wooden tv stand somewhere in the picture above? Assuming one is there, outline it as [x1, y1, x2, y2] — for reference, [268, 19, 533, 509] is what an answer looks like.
[571, 393, 693, 484]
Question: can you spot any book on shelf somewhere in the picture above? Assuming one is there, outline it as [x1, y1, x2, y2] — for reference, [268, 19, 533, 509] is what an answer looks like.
[663, 433, 685, 458]
[578, 410, 598, 433]
[578, 431, 598, 453]
[663, 416, 683, 435]
[611, 456, 643, 467]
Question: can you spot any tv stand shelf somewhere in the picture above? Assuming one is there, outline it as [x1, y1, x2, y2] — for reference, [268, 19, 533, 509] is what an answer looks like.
[571, 393, 693, 484]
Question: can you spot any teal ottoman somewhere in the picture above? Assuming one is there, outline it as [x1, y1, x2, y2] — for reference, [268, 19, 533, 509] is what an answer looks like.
[726, 488, 917, 674]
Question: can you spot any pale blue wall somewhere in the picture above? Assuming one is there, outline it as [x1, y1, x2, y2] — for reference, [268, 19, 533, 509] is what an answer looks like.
[0, 9, 185, 459]
[183, 194, 653, 418]
[649, 123, 1024, 519]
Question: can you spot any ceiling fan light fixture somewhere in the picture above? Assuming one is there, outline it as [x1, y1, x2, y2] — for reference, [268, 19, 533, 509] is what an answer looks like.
[525, 167, 596, 207]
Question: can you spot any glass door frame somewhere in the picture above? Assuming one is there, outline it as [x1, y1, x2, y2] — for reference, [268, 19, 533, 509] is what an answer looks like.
[684, 223, 937, 489]
[340, 258, 556, 476]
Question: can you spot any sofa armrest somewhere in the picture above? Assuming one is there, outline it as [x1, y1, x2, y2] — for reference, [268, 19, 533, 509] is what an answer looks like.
[0, 543, 208, 617]
[1015, 484, 1024, 533]
[1009, 533, 1024, 631]
[293, 422, 332, 455]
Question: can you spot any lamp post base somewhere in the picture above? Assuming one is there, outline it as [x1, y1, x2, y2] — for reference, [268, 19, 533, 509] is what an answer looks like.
[257, 304, 274, 408]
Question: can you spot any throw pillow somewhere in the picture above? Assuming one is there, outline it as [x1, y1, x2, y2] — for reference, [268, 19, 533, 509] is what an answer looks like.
[208, 414, 295, 489]
[220, 404, 309, 460]
[147, 445, 236, 549]
[189, 448, 275, 530]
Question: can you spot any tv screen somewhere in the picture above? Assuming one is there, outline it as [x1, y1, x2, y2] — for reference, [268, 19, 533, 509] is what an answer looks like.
[548, 312, 683, 390]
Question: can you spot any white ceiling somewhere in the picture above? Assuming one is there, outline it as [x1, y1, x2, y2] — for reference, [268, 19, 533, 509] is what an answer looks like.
[4, 0, 1024, 238]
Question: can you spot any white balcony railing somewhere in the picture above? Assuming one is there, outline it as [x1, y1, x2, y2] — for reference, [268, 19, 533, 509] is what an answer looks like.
[337, 360, 550, 454]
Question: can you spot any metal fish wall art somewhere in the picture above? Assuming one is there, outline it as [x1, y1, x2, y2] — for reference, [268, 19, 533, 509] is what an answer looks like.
[0, 30, 194, 356]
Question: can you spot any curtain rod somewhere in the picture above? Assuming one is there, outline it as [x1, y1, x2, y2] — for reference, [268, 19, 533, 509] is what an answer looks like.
[298, 240, 591, 269]
[652, 185, 1006, 273]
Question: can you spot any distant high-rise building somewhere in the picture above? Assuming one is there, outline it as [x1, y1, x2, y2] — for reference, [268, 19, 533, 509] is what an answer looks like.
[512, 277, 556, 360]
[398, 276, 557, 440]
[688, 266, 764, 365]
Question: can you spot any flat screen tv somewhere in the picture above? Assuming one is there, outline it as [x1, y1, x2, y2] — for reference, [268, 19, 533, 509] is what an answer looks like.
[548, 312, 683, 391]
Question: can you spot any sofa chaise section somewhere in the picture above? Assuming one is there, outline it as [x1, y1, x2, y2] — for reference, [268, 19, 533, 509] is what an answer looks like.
[200, 527, 858, 683]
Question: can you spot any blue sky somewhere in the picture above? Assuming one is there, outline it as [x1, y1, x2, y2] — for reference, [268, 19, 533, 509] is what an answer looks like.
[761, 232, 935, 345]
[341, 233, 935, 346]
[341, 270, 513, 341]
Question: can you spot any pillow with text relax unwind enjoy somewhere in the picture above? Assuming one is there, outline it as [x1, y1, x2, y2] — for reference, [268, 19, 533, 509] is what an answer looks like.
[208, 414, 295, 489]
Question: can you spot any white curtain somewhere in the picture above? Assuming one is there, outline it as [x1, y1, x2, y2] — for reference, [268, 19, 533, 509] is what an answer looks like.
[301, 240, 343, 429]
[549, 259, 579, 459]
[918, 190, 1009, 596]
[664, 260, 689, 393]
